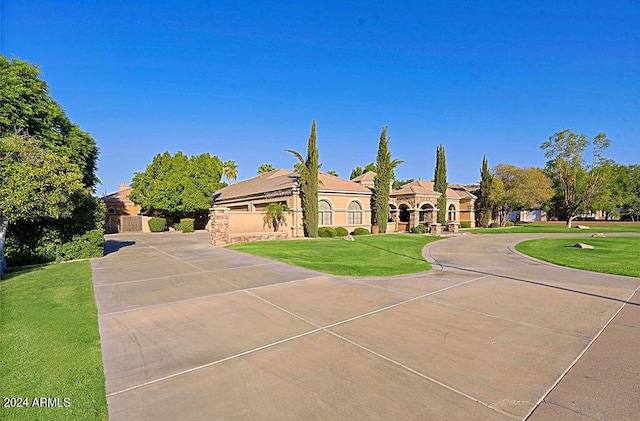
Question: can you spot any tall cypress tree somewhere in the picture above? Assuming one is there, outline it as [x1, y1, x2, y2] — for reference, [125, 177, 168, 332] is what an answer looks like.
[477, 155, 493, 227]
[434, 144, 448, 223]
[373, 126, 402, 233]
[287, 120, 319, 237]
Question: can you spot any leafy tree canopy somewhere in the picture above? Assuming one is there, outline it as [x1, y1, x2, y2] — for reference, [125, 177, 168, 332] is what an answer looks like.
[0, 136, 86, 224]
[130, 151, 224, 217]
[490, 164, 554, 226]
[541, 129, 611, 227]
[0, 56, 99, 189]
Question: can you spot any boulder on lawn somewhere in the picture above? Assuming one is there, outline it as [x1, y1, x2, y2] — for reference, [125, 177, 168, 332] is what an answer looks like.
[574, 242, 594, 249]
[591, 233, 606, 237]
[576, 225, 590, 229]
[343, 235, 355, 242]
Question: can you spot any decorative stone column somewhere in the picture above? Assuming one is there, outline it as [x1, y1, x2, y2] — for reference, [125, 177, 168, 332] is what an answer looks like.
[429, 223, 443, 236]
[209, 207, 230, 246]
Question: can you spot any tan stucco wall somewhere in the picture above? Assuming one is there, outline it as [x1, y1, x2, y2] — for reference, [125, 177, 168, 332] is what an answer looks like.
[224, 192, 371, 237]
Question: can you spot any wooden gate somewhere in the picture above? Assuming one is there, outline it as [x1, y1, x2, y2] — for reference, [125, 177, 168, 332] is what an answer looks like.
[105, 215, 143, 233]
[106, 215, 119, 234]
[121, 216, 143, 232]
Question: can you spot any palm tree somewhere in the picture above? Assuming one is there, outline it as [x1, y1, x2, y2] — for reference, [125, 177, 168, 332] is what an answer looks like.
[222, 160, 238, 183]
[263, 202, 290, 232]
[258, 163, 275, 174]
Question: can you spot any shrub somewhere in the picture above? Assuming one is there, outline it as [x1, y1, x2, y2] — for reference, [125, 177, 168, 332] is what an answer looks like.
[58, 229, 105, 261]
[460, 221, 471, 229]
[180, 218, 195, 233]
[505, 221, 514, 227]
[318, 227, 337, 238]
[353, 227, 370, 235]
[173, 222, 182, 231]
[489, 222, 501, 228]
[148, 217, 166, 232]
[335, 227, 349, 236]
[411, 224, 428, 234]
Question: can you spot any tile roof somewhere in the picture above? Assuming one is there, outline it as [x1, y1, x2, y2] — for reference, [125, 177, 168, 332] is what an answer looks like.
[213, 169, 370, 203]
[101, 187, 134, 203]
[351, 171, 376, 183]
[448, 184, 478, 200]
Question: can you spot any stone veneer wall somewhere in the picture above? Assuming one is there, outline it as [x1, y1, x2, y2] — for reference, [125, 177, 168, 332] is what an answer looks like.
[228, 232, 288, 245]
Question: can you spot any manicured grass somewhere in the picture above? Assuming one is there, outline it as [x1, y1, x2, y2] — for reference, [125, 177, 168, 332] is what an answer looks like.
[227, 234, 440, 276]
[515, 236, 640, 278]
[0, 262, 108, 421]
[469, 222, 640, 234]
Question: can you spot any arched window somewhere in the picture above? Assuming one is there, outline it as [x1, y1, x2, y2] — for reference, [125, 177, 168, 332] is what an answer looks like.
[318, 199, 333, 226]
[399, 204, 410, 223]
[388, 203, 397, 222]
[448, 204, 456, 222]
[107, 208, 116, 215]
[347, 200, 363, 225]
[419, 203, 435, 223]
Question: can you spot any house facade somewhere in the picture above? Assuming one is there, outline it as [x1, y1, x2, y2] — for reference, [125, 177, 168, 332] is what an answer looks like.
[211, 169, 372, 241]
[210, 169, 476, 244]
[101, 183, 146, 233]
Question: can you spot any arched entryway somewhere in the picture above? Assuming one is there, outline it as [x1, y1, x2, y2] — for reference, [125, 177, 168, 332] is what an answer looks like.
[419, 202, 435, 225]
[388, 203, 398, 222]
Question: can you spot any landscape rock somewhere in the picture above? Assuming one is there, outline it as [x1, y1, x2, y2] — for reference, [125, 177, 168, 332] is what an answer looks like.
[343, 235, 355, 241]
[574, 242, 594, 249]
[576, 225, 590, 229]
[591, 233, 606, 237]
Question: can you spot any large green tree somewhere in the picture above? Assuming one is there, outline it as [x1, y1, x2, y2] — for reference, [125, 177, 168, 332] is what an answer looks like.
[130, 151, 224, 218]
[373, 126, 402, 233]
[490, 164, 554, 226]
[0, 136, 88, 271]
[287, 120, 320, 237]
[434, 144, 448, 223]
[541, 129, 611, 227]
[476, 155, 493, 227]
[0, 56, 102, 267]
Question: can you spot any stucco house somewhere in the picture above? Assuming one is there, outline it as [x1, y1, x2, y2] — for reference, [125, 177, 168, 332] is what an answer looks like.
[209, 169, 477, 243]
[101, 183, 145, 233]
[211, 169, 372, 241]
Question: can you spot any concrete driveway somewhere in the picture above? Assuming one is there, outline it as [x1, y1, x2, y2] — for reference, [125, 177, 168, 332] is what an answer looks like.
[91, 232, 639, 420]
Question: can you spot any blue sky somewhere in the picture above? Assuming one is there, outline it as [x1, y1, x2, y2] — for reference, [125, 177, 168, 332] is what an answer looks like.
[2, 1, 638, 194]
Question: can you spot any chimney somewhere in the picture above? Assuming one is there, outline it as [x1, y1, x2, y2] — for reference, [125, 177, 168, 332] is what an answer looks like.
[119, 182, 129, 191]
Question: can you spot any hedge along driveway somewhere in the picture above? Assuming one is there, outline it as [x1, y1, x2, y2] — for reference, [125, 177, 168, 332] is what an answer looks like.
[227, 234, 442, 276]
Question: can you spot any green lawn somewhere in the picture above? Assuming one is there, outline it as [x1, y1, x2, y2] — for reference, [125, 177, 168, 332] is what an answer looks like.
[0, 262, 108, 421]
[469, 223, 640, 235]
[515, 236, 640, 278]
[228, 234, 440, 276]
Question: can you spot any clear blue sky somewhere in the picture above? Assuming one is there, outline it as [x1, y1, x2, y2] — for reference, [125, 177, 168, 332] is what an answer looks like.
[2, 1, 638, 194]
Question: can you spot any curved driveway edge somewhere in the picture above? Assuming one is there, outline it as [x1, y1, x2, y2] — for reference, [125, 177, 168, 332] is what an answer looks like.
[92, 232, 639, 420]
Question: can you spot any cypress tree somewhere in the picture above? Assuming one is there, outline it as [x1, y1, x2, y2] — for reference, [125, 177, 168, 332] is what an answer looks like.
[287, 120, 319, 237]
[373, 126, 402, 233]
[305, 120, 319, 237]
[434, 144, 448, 224]
[477, 155, 493, 227]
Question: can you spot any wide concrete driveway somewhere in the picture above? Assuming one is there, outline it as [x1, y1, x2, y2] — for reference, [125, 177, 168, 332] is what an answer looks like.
[92, 232, 639, 420]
